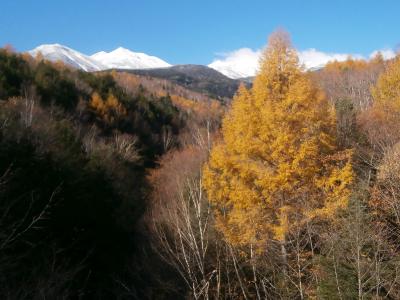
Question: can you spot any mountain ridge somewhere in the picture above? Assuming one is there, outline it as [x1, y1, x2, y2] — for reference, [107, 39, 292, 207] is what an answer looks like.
[126, 64, 246, 100]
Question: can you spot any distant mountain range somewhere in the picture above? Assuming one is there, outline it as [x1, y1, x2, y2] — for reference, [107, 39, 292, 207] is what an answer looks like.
[28, 44, 250, 79]
[28, 44, 249, 99]
[28, 44, 331, 83]
[29, 44, 171, 72]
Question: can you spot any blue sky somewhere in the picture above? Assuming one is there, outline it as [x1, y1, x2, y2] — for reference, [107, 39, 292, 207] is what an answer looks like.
[1, 0, 399, 65]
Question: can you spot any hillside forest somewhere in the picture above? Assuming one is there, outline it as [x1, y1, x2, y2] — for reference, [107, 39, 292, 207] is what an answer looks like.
[1, 30, 400, 299]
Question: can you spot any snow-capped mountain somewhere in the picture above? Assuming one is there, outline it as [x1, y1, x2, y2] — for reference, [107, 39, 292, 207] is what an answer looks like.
[28, 44, 171, 71]
[208, 61, 255, 79]
[29, 44, 105, 72]
[91, 47, 171, 70]
[207, 48, 260, 79]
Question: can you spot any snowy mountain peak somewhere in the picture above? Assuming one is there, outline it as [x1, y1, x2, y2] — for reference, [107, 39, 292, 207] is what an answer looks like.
[113, 47, 131, 53]
[91, 47, 171, 70]
[30, 44, 72, 56]
[28, 44, 171, 72]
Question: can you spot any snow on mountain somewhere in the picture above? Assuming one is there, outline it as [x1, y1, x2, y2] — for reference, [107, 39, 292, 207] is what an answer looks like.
[28, 44, 171, 72]
[208, 48, 260, 79]
[29, 44, 105, 72]
[91, 47, 171, 70]
[208, 61, 255, 79]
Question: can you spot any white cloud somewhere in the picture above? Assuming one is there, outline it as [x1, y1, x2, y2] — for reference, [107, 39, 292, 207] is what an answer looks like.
[208, 47, 397, 79]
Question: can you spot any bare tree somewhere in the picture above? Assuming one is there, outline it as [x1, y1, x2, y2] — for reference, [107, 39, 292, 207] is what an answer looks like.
[150, 172, 216, 299]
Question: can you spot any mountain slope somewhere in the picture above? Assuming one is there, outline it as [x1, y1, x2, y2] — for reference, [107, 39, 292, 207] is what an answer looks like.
[126, 64, 244, 99]
[91, 47, 171, 70]
[29, 44, 105, 71]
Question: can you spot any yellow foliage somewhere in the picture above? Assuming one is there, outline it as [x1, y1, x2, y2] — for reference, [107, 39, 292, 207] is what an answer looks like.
[89, 92, 126, 124]
[372, 55, 400, 110]
[89, 92, 105, 114]
[203, 31, 353, 248]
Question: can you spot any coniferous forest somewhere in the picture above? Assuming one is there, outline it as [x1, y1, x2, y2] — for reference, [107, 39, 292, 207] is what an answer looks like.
[2, 29, 400, 299]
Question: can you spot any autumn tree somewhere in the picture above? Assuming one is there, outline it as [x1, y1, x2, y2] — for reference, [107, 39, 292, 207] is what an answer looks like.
[203, 30, 353, 250]
[314, 55, 385, 110]
[357, 54, 400, 180]
[89, 92, 126, 127]
[369, 55, 400, 142]
[371, 55, 400, 107]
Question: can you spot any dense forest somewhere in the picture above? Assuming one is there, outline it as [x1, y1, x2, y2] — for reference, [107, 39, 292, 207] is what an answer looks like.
[1, 30, 400, 299]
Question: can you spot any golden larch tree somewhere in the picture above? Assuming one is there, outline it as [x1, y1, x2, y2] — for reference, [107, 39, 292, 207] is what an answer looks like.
[89, 92, 126, 125]
[203, 30, 353, 248]
[371, 54, 400, 109]
[360, 54, 400, 148]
